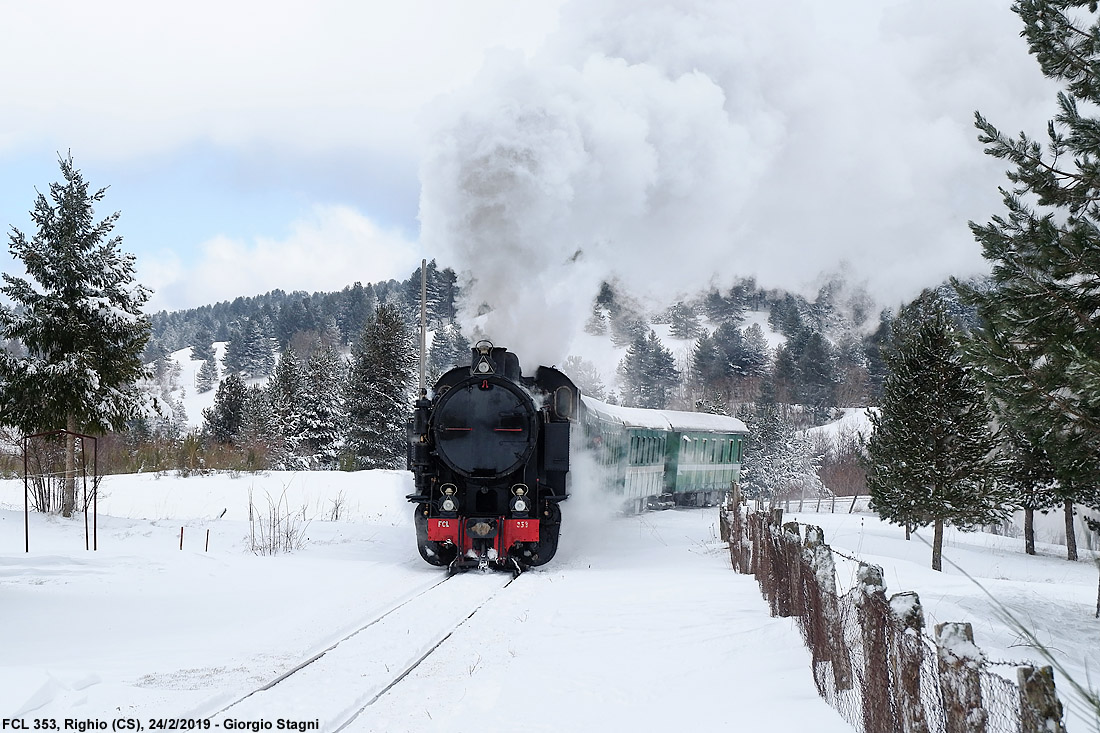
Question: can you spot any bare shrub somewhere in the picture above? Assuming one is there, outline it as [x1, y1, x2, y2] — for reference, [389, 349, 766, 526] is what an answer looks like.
[329, 491, 346, 521]
[810, 423, 867, 496]
[248, 486, 310, 555]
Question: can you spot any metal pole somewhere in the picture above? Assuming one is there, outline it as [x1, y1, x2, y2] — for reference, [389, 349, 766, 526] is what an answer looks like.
[23, 435, 29, 553]
[419, 257, 427, 394]
[82, 437, 89, 551]
[93, 437, 98, 551]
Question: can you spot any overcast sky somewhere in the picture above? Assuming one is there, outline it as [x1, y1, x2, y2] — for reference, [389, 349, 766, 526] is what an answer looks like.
[0, 0, 1061, 345]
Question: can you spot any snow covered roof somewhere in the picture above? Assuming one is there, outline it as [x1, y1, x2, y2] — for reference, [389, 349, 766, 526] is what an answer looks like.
[581, 395, 748, 434]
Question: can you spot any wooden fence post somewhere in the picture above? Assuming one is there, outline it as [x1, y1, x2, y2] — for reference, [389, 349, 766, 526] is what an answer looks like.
[889, 592, 930, 733]
[782, 521, 803, 616]
[804, 525, 852, 692]
[857, 563, 895, 733]
[935, 622, 988, 733]
[1017, 665, 1066, 733]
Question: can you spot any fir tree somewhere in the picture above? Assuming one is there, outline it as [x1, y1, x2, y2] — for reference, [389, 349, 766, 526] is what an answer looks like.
[667, 301, 703, 339]
[960, 0, 1100, 560]
[195, 358, 218, 394]
[739, 403, 822, 501]
[427, 323, 470, 384]
[202, 373, 246, 445]
[191, 328, 215, 362]
[238, 384, 279, 468]
[0, 154, 152, 516]
[562, 355, 607, 401]
[610, 314, 649, 348]
[702, 287, 746, 325]
[689, 331, 723, 398]
[345, 303, 415, 469]
[768, 345, 800, 405]
[269, 347, 307, 468]
[864, 291, 1010, 571]
[999, 423, 1060, 555]
[222, 318, 275, 379]
[796, 331, 839, 417]
[618, 330, 680, 409]
[584, 303, 608, 336]
[300, 342, 346, 468]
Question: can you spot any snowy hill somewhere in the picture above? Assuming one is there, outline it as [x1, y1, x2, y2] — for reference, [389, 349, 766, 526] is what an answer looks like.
[143, 342, 267, 431]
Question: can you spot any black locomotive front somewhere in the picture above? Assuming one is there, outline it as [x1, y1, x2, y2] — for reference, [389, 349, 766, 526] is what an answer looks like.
[407, 341, 577, 572]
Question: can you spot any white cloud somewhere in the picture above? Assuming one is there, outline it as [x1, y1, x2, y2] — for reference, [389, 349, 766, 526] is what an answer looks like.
[0, 1, 565, 160]
[141, 205, 422, 311]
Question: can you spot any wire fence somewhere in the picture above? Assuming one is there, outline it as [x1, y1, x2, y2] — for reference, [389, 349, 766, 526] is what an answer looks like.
[720, 497, 1069, 733]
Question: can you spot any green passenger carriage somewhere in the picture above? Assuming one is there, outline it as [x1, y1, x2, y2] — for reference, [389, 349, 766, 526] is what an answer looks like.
[580, 396, 748, 513]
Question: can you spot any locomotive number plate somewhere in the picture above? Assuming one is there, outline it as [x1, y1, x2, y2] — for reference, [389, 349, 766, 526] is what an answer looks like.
[504, 518, 540, 543]
[428, 518, 460, 542]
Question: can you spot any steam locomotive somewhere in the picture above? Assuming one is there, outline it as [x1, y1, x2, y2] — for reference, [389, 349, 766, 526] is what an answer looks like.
[406, 341, 578, 573]
[407, 341, 749, 574]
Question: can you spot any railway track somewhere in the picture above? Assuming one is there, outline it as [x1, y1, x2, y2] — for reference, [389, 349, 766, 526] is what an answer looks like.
[199, 572, 517, 731]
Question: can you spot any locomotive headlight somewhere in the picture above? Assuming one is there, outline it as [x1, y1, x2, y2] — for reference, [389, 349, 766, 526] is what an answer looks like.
[440, 484, 458, 514]
[510, 484, 529, 515]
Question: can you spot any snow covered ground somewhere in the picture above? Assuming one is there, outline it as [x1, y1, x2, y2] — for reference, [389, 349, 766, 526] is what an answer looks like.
[1, 469, 1096, 731]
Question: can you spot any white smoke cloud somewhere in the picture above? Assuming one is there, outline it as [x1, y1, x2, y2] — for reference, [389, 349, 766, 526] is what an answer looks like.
[419, 0, 1059, 370]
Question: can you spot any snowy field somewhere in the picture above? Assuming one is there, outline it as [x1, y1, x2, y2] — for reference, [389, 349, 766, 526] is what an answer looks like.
[0, 469, 1097, 731]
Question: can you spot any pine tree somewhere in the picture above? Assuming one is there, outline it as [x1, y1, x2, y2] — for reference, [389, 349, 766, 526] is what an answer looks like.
[222, 318, 275, 379]
[738, 404, 821, 501]
[618, 330, 680, 409]
[667, 301, 703, 339]
[195, 358, 218, 393]
[300, 342, 346, 468]
[0, 154, 152, 516]
[864, 291, 1010, 571]
[702, 287, 746, 325]
[427, 323, 470, 384]
[202, 373, 246, 445]
[960, 0, 1100, 561]
[238, 384, 279, 468]
[584, 303, 609, 336]
[191, 328, 215, 362]
[269, 347, 307, 468]
[769, 345, 800, 405]
[999, 423, 1060, 555]
[797, 331, 839, 417]
[562, 355, 607, 401]
[345, 303, 415, 469]
[690, 331, 723, 398]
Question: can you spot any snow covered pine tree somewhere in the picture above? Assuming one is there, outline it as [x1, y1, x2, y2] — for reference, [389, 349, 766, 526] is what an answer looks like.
[0, 154, 151, 516]
[961, 0, 1100, 561]
[345, 303, 414, 469]
[864, 290, 1011, 571]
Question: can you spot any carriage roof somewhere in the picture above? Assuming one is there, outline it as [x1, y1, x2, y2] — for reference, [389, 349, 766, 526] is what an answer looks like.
[580, 395, 748, 434]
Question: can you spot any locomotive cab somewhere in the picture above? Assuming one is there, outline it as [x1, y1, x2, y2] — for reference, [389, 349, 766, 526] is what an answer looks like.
[407, 341, 576, 573]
